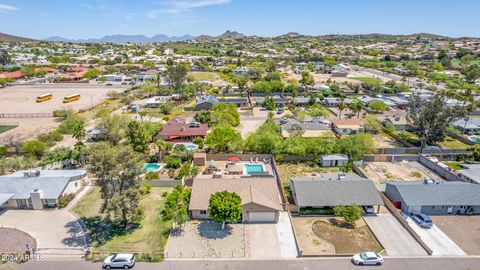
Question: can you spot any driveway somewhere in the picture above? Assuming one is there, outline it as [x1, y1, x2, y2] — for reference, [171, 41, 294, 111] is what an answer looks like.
[245, 212, 298, 258]
[0, 209, 87, 259]
[406, 217, 466, 256]
[364, 213, 427, 256]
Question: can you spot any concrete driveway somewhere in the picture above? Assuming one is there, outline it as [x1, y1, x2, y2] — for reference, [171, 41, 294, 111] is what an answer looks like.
[406, 217, 466, 256]
[245, 212, 298, 258]
[364, 213, 427, 256]
[0, 209, 87, 259]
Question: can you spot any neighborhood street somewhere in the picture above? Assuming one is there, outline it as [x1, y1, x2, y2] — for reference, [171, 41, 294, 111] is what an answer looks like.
[10, 257, 480, 270]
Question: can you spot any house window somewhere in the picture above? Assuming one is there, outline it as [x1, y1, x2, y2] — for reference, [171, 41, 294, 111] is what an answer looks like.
[200, 210, 207, 215]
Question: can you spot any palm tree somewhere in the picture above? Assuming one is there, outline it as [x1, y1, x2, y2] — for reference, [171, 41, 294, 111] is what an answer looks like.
[349, 100, 363, 119]
[72, 121, 86, 166]
[337, 99, 347, 119]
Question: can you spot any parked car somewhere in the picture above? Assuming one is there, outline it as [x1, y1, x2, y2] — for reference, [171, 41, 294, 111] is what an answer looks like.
[103, 254, 135, 269]
[351, 252, 384, 266]
[277, 109, 284, 114]
[412, 213, 433, 228]
[363, 206, 375, 214]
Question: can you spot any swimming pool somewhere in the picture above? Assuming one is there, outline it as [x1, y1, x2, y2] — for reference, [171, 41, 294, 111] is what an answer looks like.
[245, 164, 264, 174]
[173, 144, 198, 150]
[143, 163, 162, 172]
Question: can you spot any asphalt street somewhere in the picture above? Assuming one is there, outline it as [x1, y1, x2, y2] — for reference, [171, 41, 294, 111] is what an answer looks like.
[9, 257, 480, 270]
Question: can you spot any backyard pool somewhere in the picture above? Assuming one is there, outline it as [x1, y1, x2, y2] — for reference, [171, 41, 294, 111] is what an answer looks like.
[143, 163, 162, 172]
[173, 144, 198, 150]
[244, 164, 264, 174]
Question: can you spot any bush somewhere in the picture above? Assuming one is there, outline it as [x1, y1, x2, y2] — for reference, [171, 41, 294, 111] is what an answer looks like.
[165, 156, 181, 169]
[145, 171, 159, 180]
[333, 204, 363, 225]
[58, 115, 85, 134]
[58, 193, 75, 208]
[22, 140, 47, 159]
[0, 146, 7, 156]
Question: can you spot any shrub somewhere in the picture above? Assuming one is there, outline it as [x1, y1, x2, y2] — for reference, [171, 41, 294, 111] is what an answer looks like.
[145, 171, 159, 180]
[333, 204, 363, 225]
[165, 156, 181, 169]
[22, 140, 47, 159]
[58, 115, 85, 134]
[58, 193, 75, 208]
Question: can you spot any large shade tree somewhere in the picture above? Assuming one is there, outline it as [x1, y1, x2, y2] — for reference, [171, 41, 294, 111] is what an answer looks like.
[208, 191, 242, 229]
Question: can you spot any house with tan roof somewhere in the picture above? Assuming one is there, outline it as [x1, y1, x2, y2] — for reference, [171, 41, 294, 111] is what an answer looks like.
[189, 178, 283, 223]
[332, 118, 364, 135]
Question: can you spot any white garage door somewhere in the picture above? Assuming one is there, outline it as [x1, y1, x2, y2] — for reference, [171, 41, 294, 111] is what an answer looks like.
[248, 212, 276, 223]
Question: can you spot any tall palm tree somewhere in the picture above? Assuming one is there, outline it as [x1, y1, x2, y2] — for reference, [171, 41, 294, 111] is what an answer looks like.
[337, 99, 347, 119]
[72, 121, 86, 166]
[349, 100, 363, 119]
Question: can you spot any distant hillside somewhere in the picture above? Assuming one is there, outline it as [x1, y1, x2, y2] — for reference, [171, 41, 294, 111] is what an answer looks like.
[0, 32, 35, 43]
[46, 34, 195, 44]
[195, 30, 246, 41]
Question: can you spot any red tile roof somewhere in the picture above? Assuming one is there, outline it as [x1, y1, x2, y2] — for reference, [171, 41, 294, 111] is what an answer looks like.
[0, 71, 23, 79]
[157, 118, 209, 138]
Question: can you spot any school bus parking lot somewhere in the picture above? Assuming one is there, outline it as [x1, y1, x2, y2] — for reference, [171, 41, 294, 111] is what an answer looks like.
[0, 83, 128, 114]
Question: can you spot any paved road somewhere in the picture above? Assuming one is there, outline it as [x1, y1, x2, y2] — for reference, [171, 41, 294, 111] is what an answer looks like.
[406, 217, 466, 256]
[11, 257, 480, 270]
[364, 213, 427, 256]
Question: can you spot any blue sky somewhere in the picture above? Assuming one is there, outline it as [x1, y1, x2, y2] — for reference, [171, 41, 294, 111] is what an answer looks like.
[0, 0, 478, 39]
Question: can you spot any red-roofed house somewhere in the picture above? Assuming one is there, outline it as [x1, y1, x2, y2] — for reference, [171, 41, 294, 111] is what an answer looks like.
[0, 71, 24, 79]
[156, 117, 209, 141]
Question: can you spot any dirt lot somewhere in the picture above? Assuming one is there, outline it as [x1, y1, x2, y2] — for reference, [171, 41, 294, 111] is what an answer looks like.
[372, 133, 403, 148]
[291, 217, 335, 255]
[276, 162, 341, 185]
[0, 83, 127, 144]
[0, 83, 127, 114]
[431, 216, 480, 255]
[361, 161, 442, 184]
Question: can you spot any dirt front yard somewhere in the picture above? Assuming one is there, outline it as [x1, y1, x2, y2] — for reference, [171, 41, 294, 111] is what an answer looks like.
[430, 216, 480, 255]
[311, 217, 383, 254]
[291, 217, 335, 255]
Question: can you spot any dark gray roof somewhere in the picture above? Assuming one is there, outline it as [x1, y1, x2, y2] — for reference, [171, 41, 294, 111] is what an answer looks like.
[386, 181, 480, 205]
[321, 154, 349, 161]
[291, 175, 384, 207]
[281, 119, 329, 131]
[219, 98, 248, 103]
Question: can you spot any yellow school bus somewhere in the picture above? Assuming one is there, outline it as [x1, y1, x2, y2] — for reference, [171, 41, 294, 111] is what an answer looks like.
[36, 93, 53, 102]
[63, 94, 81, 103]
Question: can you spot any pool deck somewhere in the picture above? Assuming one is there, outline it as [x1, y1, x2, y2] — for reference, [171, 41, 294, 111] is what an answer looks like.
[196, 160, 275, 179]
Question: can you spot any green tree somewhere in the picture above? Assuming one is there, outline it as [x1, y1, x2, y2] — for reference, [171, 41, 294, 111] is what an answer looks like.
[300, 71, 314, 86]
[333, 204, 363, 226]
[205, 124, 242, 152]
[72, 120, 86, 165]
[406, 94, 458, 151]
[194, 110, 211, 124]
[208, 191, 242, 229]
[336, 133, 375, 161]
[262, 97, 276, 111]
[89, 143, 144, 228]
[368, 100, 388, 113]
[210, 103, 240, 127]
[337, 99, 347, 119]
[161, 185, 192, 229]
[127, 121, 151, 153]
[0, 50, 11, 65]
[349, 100, 363, 118]
[83, 69, 103, 79]
[22, 140, 47, 159]
[165, 63, 189, 95]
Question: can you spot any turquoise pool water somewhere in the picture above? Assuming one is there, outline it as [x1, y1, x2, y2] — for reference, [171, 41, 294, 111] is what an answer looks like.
[245, 164, 264, 174]
[173, 144, 198, 150]
[143, 163, 161, 172]
[471, 136, 480, 143]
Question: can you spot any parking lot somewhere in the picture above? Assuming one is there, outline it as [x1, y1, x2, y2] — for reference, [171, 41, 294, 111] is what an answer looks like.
[364, 211, 427, 256]
[406, 216, 466, 256]
[431, 216, 480, 255]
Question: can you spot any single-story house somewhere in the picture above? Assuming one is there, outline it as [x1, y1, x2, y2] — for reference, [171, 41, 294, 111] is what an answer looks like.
[0, 170, 87, 209]
[385, 181, 480, 215]
[144, 96, 170, 108]
[331, 65, 348, 77]
[193, 95, 219, 111]
[189, 178, 283, 223]
[457, 168, 480, 184]
[323, 98, 353, 107]
[452, 117, 480, 134]
[332, 118, 364, 135]
[290, 173, 384, 213]
[280, 119, 330, 138]
[156, 117, 209, 141]
[320, 154, 349, 167]
[218, 97, 250, 107]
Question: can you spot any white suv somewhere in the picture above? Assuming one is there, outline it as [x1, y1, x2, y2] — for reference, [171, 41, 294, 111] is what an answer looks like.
[103, 254, 135, 269]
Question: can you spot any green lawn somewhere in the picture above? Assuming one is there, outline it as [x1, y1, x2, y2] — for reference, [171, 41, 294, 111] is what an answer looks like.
[350, 77, 382, 84]
[0, 125, 17, 134]
[451, 59, 480, 68]
[188, 72, 216, 81]
[443, 162, 464, 171]
[74, 187, 173, 261]
[438, 136, 469, 149]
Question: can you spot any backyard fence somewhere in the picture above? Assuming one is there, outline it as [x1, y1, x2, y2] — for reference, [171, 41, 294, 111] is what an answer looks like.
[0, 113, 53, 118]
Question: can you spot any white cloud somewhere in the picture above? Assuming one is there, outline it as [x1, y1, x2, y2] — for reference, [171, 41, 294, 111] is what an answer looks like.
[0, 3, 18, 13]
[149, 0, 231, 17]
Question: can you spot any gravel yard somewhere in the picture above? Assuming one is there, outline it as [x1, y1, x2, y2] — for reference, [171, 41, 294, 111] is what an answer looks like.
[0, 227, 36, 253]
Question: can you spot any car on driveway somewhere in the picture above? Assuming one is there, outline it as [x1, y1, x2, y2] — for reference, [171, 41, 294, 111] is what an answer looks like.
[363, 206, 375, 214]
[412, 213, 433, 228]
[103, 254, 135, 269]
[351, 252, 384, 266]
